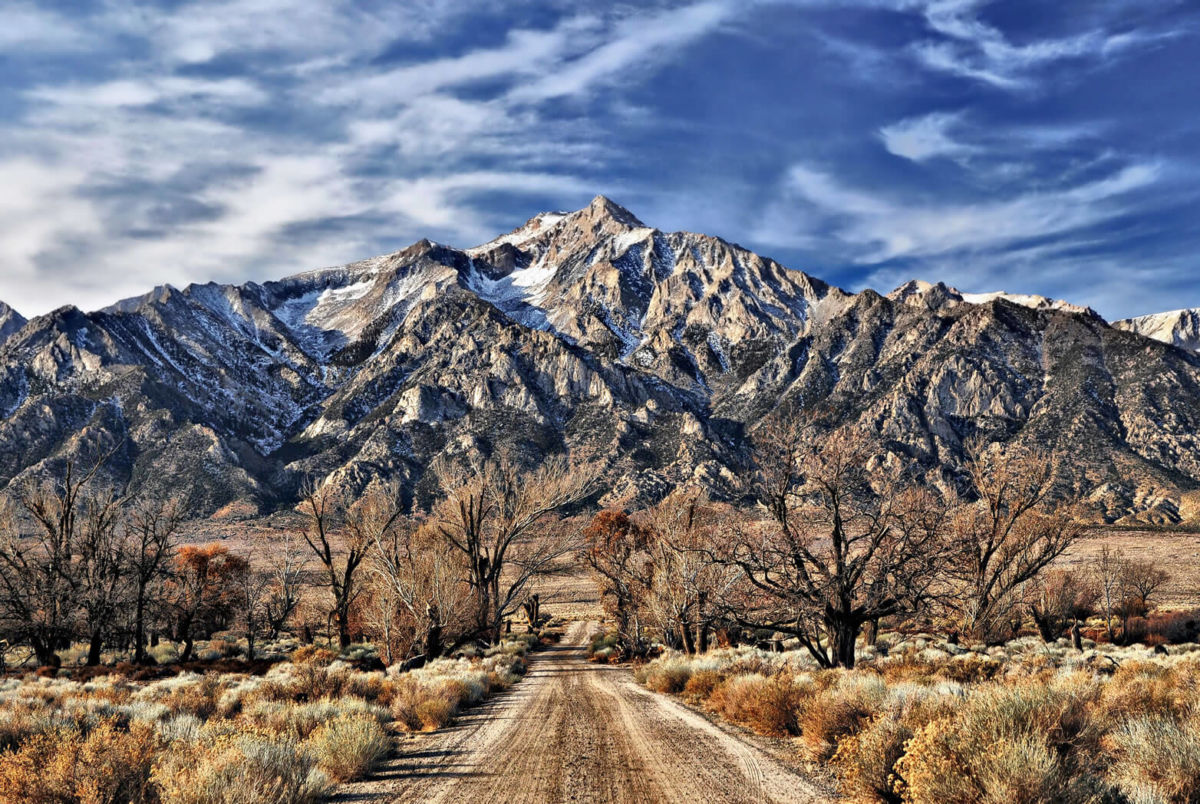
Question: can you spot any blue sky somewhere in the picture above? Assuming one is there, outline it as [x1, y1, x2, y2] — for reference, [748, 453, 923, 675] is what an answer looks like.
[0, 0, 1197, 320]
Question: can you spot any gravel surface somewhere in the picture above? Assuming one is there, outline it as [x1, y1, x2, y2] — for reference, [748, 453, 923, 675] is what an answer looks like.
[335, 621, 834, 803]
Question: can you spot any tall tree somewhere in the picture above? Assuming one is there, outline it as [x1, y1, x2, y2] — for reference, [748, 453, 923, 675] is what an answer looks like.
[264, 532, 306, 640]
[299, 482, 369, 649]
[949, 445, 1083, 642]
[583, 510, 654, 656]
[730, 418, 951, 668]
[169, 544, 248, 661]
[434, 454, 593, 643]
[0, 460, 110, 667]
[125, 499, 181, 664]
[371, 513, 472, 665]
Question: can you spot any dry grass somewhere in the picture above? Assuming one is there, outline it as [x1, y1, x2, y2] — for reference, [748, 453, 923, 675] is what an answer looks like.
[641, 638, 1200, 803]
[0, 633, 536, 803]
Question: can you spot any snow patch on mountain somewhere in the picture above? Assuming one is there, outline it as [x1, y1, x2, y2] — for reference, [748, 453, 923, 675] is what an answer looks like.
[1116, 308, 1200, 352]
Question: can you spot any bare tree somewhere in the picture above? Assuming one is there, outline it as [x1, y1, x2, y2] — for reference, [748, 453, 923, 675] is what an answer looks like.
[434, 454, 593, 644]
[299, 482, 369, 649]
[583, 510, 654, 656]
[642, 491, 740, 654]
[1091, 545, 1125, 643]
[1028, 568, 1098, 646]
[75, 493, 126, 665]
[948, 445, 1083, 643]
[125, 499, 181, 664]
[1118, 558, 1171, 641]
[0, 460, 112, 667]
[371, 514, 472, 665]
[264, 532, 306, 640]
[235, 563, 267, 661]
[730, 419, 952, 668]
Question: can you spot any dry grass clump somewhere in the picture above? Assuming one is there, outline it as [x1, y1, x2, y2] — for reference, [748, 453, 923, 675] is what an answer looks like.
[0, 719, 159, 804]
[389, 655, 524, 732]
[642, 637, 1200, 803]
[798, 675, 887, 761]
[304, 715, 392, 782]
[152, 725, 330, 804]
[0, 634, 535, 803]
[1107, 713, 1200, 803]
[707, 673, 807, 737]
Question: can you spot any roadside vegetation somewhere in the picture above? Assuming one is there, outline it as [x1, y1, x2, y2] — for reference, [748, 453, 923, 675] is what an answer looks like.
[0, 448, 577, 803]
[582, 410, 1200, 802]
[0, 630, 545, 803]
[637, 635, 1200, 803]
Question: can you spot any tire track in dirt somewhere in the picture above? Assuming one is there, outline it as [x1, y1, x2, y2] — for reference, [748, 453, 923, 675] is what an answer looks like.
[335, 621, 833, 803]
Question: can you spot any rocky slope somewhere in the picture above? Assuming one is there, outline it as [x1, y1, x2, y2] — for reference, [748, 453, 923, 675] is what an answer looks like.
[1, 196, 1198, 524]
[1116, 308, 1200, 352]
[0, 302, 24, 345]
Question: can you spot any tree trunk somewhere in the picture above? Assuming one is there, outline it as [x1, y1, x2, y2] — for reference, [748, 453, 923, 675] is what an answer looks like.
[866, 618, 880, 647]
[32, 639, 60, 669]
[1071, 619, 1083, 651]
[181, 636, 195, 663]
[337, 600, 352, 649]
[678, 621, 696, 655]
[829, 618, 860, 669]
[134, 596, 148, 664]
[86, 630, 104, 666]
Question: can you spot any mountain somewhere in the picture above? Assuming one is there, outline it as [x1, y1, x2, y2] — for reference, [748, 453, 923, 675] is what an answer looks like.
[2, 196, 1199, 524]
[0, 302, 25, 345]
[1115, 308, 1200, 352]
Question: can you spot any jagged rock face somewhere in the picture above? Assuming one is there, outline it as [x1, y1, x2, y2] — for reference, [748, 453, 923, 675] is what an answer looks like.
[1, 196, 1199, 523]
[1116, 308, 1200, 352]
[0, 302, 25, 346]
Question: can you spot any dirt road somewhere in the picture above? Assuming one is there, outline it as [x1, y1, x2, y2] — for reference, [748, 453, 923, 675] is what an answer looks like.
[336, 621, 833, 803]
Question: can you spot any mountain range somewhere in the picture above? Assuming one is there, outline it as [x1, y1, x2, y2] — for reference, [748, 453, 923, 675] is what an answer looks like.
[2, 196, 1198, 524]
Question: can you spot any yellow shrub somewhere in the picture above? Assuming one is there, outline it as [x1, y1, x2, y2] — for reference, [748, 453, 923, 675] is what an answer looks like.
[304, 715, 392, 782]
[0, 720, 159, 804]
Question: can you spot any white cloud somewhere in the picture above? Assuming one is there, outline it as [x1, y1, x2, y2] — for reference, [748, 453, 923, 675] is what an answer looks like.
[879, 111, 977, 162]
[0, 4, 91, 52]
[509, 2, 737, 103]
[756, 160, 1160, 262]
[910, 0, 1166, 90]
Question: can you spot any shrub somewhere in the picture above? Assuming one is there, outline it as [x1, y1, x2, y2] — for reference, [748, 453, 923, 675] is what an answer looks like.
[291, 646, 337, 666]
[152, 728, 329, 804]
[683, 669, 723, 700]
[894, 679, 1104, 804]
[304, 715, 392, 782]
[0, 720, 160, 804]
[798, 676, 885, 761]
[833, 715, 910, 804]
[707, 674, 805, 737]
[1107, 714, 1200, 803]
[644, 658, 693, 694]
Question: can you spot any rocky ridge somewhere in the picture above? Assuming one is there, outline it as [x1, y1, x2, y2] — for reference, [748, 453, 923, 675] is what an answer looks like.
[1, 196, 1198, 524]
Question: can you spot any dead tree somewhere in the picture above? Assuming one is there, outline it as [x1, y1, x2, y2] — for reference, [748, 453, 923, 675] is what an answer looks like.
[434, 454, 593, 644]
[125, 499, 181, 664]
[948, 445, 1083, 643]
[299, 482, 369, 649]
[728, 419, 951, 669]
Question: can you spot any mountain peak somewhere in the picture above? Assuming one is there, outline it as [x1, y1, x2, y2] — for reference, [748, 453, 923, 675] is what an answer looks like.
[584, 195, 644, 228]
[0, 301, 26, 344]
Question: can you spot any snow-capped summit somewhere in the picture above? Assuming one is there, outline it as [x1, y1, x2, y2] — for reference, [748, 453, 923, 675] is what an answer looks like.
[1116, 308, 1200, 352]
[886, 280, 1100, 319]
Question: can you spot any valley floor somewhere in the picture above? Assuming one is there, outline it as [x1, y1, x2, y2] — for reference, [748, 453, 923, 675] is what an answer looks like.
[334, 621, 833, 803]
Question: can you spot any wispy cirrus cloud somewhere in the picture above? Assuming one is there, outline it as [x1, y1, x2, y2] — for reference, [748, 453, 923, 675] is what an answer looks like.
[909, 0, 1179, 90]
[0, 0, 1197, 321]
[755, 159, 1161, 262]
